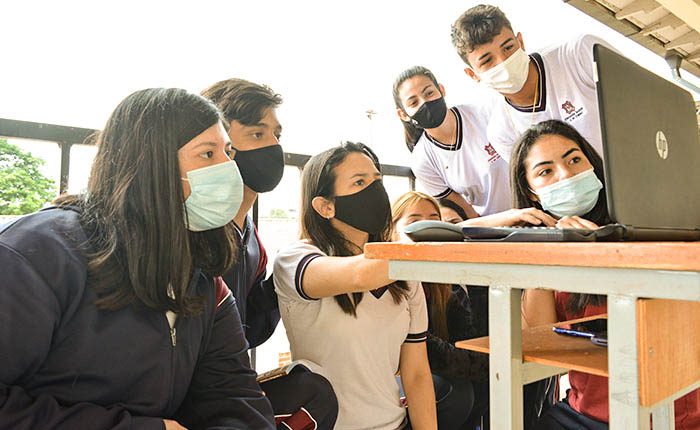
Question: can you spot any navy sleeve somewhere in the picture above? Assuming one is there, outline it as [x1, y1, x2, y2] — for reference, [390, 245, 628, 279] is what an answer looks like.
[245, 274, 281, 348]
[0, 243, 164, 430]
[244, 227, 280, 348]
[175, 287, 275, 430]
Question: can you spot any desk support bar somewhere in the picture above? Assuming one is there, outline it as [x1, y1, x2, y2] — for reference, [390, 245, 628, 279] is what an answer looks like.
[608, 294, 650, 430]
[489, 286, 524, 430]
[652, 402, 675, 430]
[389, 261, 700, 302]
[521, 362, 568, 385]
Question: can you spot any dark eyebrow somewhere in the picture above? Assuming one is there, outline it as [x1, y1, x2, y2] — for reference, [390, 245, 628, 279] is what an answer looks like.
[404, 85, 435, 104]
[191, 141, 218, 150]
[350, 173, 370, 179]
[477, 38, 515, 62]
[500, 37, 515, 48]
[561, 148, 581, 158]
[477, 52, 492, 62]
[531, 160, 553, 170]
[530, 148, 582, 170]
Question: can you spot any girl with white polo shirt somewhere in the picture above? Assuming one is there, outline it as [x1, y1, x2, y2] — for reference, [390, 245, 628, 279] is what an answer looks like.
[273, 142, 437, 430]
[393, 65, 557, 228]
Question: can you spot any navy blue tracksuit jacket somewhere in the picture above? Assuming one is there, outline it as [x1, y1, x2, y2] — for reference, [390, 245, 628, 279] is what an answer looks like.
[0, 208, 275, 429]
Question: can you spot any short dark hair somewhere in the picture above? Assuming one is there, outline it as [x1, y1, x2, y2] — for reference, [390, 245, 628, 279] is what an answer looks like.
[202, 78, 282, 126]
[451, 4, 514, 65]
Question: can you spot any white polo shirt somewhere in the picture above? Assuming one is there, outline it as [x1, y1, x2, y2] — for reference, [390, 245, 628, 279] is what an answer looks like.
[273, 240, 429, 430]
[487, 34, 607, 162]
[410, 104, 512, 216]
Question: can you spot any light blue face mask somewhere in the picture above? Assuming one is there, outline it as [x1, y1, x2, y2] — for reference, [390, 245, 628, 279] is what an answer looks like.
[181, 160, 244, 232]
[535, 168, 603, 218]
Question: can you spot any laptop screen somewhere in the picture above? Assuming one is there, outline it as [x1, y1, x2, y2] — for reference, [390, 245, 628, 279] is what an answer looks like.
[594, 44, 700, 230]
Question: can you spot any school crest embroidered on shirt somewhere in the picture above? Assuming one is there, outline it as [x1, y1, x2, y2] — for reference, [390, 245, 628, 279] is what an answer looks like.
[561, 100, 585, 122]
[484, 143, 501, 164]
[561, 101, 576, 115]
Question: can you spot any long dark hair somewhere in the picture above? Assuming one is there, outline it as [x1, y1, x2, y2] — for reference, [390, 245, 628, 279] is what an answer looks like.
[300, 141, 408, 316]
[60, 88, 238, 316]
[510, 119, 609, 313]
[392, 66, 441, 152]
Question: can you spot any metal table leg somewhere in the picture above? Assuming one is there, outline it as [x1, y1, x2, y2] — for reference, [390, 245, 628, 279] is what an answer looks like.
[489, 285, 524, 430]
[608, 294, 650, 430]
[652, 402, 675, 430]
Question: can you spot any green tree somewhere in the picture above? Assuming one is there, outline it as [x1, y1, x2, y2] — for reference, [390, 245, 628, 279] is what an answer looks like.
[0, 138, 57, 215]
[268, 208, 288, 218]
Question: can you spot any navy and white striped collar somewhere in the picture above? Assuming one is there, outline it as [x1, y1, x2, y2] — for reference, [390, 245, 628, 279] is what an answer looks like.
[424, 107, 463, 151]
[505, 53, 547, 113]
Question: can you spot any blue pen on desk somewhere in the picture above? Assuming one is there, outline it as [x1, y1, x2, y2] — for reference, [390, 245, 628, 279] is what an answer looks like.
[552, 326, 596, 338]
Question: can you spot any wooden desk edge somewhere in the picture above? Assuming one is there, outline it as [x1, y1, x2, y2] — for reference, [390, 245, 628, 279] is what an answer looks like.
[364, 242, 700, 271]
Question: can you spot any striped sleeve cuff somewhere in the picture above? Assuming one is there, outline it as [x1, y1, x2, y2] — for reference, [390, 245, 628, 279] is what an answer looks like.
[433, 188, 452, 199]
[294, 253, 323, 301]
[404, 331, 428, 343]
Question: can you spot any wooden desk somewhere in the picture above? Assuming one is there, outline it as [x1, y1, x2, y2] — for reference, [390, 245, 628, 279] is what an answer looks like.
[458, 315, 609, 379]
[365, 242, 700, 430]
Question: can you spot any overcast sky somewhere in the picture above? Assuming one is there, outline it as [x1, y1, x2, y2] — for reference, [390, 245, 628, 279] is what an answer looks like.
[2, 0, 698, 197]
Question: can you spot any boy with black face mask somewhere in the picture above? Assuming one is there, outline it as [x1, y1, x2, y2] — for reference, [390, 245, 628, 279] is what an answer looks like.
[202, 79, 338, 430]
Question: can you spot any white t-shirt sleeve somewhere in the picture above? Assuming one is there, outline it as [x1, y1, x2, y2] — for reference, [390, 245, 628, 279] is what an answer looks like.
[273, 241, 325, 302]
[564, 34, 611, 90]
[404, 282, 429, 343]
[410, 143, 452, 199]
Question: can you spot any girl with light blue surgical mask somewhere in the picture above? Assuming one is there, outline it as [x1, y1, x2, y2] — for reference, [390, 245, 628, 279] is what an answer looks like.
[510, 119, 700, 430]
[510, 119, 612, 229]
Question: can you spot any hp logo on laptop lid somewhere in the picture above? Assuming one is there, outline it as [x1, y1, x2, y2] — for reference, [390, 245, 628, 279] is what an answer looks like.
[655, 130, 668, 159]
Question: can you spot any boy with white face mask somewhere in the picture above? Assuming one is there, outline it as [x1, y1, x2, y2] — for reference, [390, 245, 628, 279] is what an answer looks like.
[452, 4, 608, 162]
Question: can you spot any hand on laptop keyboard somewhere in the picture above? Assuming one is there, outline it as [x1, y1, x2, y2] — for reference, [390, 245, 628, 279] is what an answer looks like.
[555, 216, 600, 230]
[459, 208, 558, 228]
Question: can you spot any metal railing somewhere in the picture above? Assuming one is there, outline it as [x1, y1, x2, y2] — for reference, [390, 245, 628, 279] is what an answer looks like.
[0, 117, 415, 369]
[0, 118, 415, 196]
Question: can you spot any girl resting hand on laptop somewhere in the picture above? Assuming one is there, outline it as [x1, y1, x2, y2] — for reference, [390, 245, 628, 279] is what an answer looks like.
[509, 119, 611, 230]
[392, 65, 557, 228]
[512, 119, 699, 430]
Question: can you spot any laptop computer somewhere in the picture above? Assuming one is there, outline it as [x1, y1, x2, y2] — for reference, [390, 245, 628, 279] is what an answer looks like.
[406, 44, 700, 243]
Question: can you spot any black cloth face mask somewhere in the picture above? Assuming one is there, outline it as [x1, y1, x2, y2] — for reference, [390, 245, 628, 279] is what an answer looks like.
[409, 97, 447, 129]
[233, 144, 285, 193]
[332, 179, 391, 235]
